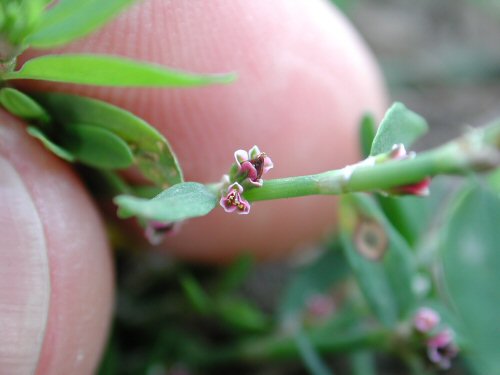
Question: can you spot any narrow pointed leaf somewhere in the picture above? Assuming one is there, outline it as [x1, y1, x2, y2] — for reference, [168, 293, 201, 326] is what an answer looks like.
[32, 92, 182, 187]
[370, 102, 428, 156]
[359, 113, 377, 158]
[4, 54, 236, 87]
[27, 0, 136, 48]
[216, 254, 254, 294]
[295, 331, 334, 375]
[62, 123, 134, 169]
[216, 297, 270, 333]
[26, 126, 74, 161]
[179, 274, 211, 315]
[114, 182, 218, 222]
[0, 88, 49, 122]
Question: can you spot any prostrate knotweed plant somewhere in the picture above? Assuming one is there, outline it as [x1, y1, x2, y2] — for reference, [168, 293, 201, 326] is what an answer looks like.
[115, 101, 500, 229]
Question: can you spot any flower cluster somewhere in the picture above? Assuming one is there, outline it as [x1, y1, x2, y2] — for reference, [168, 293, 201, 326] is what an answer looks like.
[234, 146, 274, 187]
[412, 307, 459, 370]
[220, 146, 273, 215]
[427, 329, 459, 370]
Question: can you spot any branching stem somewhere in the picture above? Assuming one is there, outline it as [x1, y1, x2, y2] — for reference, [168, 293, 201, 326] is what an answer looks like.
[243, 122, 500, 201]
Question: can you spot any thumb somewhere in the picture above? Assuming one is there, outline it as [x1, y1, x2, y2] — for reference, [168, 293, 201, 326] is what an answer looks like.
[0, 111, 113, 374]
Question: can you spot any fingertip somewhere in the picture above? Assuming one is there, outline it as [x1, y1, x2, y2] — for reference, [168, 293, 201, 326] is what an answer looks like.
[0, 154, 50, 374]
[0, 111, 114, 374]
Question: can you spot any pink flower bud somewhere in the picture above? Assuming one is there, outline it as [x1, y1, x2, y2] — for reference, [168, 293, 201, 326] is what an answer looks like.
[413, 307, 440, 333]
[382, 144, 431, 196]
[392, 177, 431, 196]
[234, 145, 273, 186]
[427, 329, 458, 370]
[145, 220, 180, 245]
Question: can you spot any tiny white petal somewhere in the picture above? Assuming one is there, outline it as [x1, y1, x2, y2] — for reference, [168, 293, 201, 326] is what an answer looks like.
[341, 165, 354, 181]
[234, 149, 249, 165]
[248, 145, 261, 159]
[228, 182, 244, 193]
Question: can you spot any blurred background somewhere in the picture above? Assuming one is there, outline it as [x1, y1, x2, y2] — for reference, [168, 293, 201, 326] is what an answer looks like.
[347, 0, 500, 148]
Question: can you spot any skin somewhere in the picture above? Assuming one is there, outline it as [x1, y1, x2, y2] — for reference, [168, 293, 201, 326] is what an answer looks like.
[2, 0, 387, 373]
[0, 111, 113, 374]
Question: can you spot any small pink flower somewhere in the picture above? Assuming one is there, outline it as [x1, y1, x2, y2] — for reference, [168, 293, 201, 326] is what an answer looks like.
[145, 220, 181, 245]
[427, 329, 459, 370]
[414, 307, 440, 333]
[220, 182, 251, 214]
[234, 145, 273, 187]
[385, 144, 431, 196]
[392, 177, 431, 196]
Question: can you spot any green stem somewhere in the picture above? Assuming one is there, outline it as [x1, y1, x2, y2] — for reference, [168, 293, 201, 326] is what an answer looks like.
[244, 122, 500, 201]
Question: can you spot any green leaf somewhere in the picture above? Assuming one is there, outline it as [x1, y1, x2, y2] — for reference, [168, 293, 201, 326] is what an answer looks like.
[350, 351, 377, 375]
[4, 54, 236, 87]
[215, 254, 254, 294]
[295, 331, 334, 375]
[114, 182, 218, 222]
[359, 113, 377, 158]
[370, 102, 428, 156]
[339, 193, 416, 326]
[26, 126, 75, 161]
[61, 123, 134, 169]
[3, 0, 47, 44]
[0, 88, 49, 122]
[27, 0, 136, 48]
[441, 183, 500, 374]
[488, 168, 500, 193]
[32, 92, 182, 187]
[179, 273, 211, 315]
[216, 297, 270, 333]
[130, 185, 162, 199]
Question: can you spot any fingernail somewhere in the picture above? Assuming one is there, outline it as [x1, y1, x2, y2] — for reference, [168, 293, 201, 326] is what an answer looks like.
[0, 155, 50, 374]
